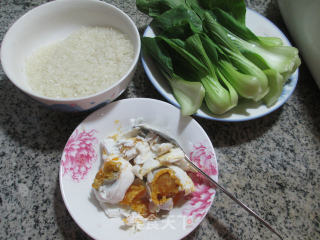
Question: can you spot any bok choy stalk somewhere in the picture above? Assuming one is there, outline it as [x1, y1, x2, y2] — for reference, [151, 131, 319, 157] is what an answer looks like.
[212, 8, 300, 80]
[142, 37, 205, 115]
[211, 7, 300, 104]
[257, 36, 284, 47]
[262, 69, 284, 107]
[202, 11, 269, 101]
[230, 34, 301, 81]
[222, 47, 270, 101]
[218, 60, 265, 101]
[185, 34, 238, 114]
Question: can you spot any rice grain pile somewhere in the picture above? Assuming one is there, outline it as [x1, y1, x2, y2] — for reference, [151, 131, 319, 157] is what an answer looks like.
[26, 27, 134, 98]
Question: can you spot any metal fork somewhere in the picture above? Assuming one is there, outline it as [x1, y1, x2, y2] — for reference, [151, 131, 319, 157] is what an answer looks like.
[135, 124, 284, 240]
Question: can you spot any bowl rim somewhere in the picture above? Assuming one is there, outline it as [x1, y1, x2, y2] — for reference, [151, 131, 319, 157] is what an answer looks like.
[0, 0, 141, 103]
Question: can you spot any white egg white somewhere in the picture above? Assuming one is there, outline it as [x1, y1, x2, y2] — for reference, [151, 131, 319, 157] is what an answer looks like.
[93, 158, 134, 204]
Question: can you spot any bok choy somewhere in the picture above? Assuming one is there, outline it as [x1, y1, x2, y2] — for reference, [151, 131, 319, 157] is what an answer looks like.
[137, 0, 301, 115]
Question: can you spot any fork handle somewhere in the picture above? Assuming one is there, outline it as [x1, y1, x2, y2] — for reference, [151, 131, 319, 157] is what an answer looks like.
[185, 154, 283, 240]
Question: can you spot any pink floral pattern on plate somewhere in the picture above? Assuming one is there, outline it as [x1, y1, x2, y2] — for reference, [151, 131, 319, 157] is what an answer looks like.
[62, 128, 98, 181]
[183, 143, 217, 220]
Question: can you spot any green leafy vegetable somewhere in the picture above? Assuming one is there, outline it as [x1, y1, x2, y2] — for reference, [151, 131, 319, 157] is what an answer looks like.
[221, 47, 269, 101]
[229, 33, 301, 81]
[202, 11, 239, 53]
[185, 34, 238, 114]
[202, 12, 269, 101]
[136, 0, 185, 17]
[159, 36, 208, 75]
[218, 60, 263, 100]
[142, 37, 205, 115]
[258, 36, 283, 47]
[211, 8, 259, 42]
[262, 69, 284, 107]
[211, 8, 300, 82]
[198, 0, 246, 25]
[151, 5, 203, 39]
[137, 0, 301, 115]
[169, 75, 206, 115]
[201, 74, 238, 114]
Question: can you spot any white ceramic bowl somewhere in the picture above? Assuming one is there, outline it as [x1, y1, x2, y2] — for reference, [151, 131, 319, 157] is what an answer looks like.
[1, 0, 140, 112]
[59, 98, 218, 240]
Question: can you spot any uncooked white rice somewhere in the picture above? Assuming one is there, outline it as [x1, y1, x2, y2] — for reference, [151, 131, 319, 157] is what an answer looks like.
[25, 27, 134, 98]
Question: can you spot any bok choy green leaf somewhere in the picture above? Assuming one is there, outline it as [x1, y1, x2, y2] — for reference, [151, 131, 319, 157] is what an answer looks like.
[136, 0, 185, 17]
[198, 0, 246, 25]
[151, 5, 203, 39]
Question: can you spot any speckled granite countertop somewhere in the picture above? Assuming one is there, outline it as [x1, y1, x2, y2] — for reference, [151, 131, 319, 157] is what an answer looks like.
[1, 0, 319, 239]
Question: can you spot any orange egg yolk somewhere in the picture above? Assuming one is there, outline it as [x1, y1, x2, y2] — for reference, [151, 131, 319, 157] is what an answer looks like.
[150, 169, 181, 205]
[92, 158, 121, 190]
[120, 182, 150, 217]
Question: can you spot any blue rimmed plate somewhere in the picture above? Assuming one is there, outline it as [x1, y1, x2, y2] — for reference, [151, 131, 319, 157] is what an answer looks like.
[141, 8, 299, 122]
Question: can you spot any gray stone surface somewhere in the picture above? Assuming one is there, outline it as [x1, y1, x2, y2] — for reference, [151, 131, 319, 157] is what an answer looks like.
[0, 0, 319, 239]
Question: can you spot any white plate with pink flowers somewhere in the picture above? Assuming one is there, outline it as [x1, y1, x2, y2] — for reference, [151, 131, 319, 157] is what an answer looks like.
[59, 98, 218, 240]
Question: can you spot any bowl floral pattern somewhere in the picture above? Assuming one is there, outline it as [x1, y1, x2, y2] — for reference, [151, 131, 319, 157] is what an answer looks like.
[62, 128, 98, 181]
